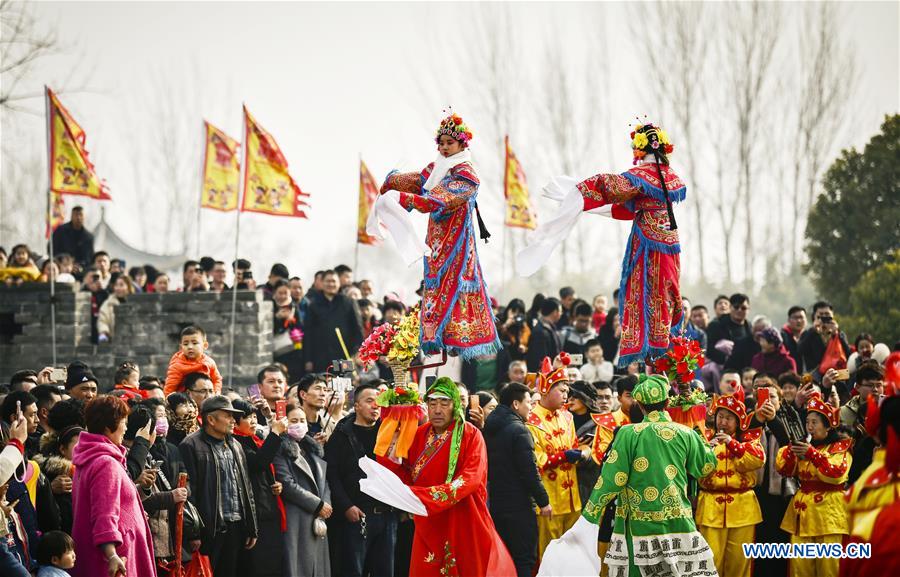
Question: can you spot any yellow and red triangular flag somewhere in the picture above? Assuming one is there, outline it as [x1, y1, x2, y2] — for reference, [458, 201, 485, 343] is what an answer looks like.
[201, 121, 240, 212]
[47, 87, 110, 200]
[45, 192, 66, 239]
[358, 160, 380, 245]
[503, 136, 536, 230]
[241, 106, 309, 218]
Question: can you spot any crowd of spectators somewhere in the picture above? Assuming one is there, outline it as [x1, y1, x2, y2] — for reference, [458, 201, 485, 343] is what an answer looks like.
[0, 208, 896, 577]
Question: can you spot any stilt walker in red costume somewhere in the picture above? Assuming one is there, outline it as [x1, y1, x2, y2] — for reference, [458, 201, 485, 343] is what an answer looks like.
[373, 111, 501, 360]
[517, 121, 685, 367]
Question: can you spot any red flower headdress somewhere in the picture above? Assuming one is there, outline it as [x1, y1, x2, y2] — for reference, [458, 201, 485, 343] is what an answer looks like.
[436, 108, 473, 146]
[630, 118, 674, 165]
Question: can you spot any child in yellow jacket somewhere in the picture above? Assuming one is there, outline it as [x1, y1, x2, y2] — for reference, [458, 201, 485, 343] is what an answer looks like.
[776, 392, 851, 577]
[696, 388, 766, 577]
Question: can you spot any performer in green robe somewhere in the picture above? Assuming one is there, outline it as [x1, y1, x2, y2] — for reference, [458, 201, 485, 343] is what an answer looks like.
[538, 374, 718, 577]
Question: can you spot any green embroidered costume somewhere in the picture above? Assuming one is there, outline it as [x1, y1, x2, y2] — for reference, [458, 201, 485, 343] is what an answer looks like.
[582, 375, 718, 577]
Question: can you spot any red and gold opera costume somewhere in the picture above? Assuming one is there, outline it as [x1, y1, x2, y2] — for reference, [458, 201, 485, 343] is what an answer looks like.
[381, 114, 500, 360]
[841, 352, 900, 577]
[380, 419, 515, 577]
[518, 122, 685, 366]
[526, 359, 581, 562]
[697, 389, 765, 577]
[776, 393, 852, 577]
[576, 159, 685, 367]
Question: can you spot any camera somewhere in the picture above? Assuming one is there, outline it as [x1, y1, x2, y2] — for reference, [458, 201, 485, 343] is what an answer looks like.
[332, 359, 355, 375]
[514, 314, 525, 324]
[820, 315, 834, 324]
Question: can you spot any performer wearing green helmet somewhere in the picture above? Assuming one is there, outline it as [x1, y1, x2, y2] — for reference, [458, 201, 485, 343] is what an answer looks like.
[538, 374, 718, 577]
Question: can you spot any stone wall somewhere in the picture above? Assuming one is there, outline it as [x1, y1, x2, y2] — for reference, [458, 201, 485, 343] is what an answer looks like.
[0, 283, 273, 388]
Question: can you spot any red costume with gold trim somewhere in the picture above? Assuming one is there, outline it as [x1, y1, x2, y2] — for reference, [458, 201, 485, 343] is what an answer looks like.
[576, 161, 685, 366]
[382, 160, 500, 360]
[776, 393, 851, 577]
[379, 420, 515, 577]
[840, 352, 900, 577]
[697, 390, 765, 577]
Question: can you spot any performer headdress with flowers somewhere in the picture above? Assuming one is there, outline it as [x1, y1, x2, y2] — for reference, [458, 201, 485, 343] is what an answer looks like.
[630, 118, 678, 229]
[630, 120, 674, 165]
[435, 109, 474, 146]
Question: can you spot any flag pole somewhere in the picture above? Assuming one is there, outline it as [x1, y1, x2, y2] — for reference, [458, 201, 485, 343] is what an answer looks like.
[500, 135, 509, 294]
[45, 86, 57, 366]
[354, 153, 361, 273]
[228, 108, 248, 388]
[196, 121, 204, 256]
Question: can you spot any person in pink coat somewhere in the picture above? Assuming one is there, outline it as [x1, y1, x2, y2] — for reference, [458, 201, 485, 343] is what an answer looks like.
[71, 396, 156, 577]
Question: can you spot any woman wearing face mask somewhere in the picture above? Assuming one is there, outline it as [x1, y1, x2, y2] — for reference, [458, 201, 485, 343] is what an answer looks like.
[273, 404, 332, 577]
[166, 393, 199, 446]
[231, 399, 289, 577]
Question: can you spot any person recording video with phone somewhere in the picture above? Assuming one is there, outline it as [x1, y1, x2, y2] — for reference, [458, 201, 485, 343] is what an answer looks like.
[799, 301, 851, 377]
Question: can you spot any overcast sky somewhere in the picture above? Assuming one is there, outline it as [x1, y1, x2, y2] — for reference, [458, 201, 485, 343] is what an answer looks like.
[2, 0, 897, 300]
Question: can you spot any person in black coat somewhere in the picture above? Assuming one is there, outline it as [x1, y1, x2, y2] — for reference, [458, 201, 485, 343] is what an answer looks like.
[324, 383, 398, 577]
[705, 294, 752, 365]
[798, 302, 851, 376]
[483, 382, 551, 577]
[50, 206, 94, 273]
[303, 270, 363, 373]
[232, 399, 288, 577]
[526, 298, 563, 371]
[179, 396, 259, 577]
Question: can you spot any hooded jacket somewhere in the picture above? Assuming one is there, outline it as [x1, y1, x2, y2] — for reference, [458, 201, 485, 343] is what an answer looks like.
[70, 432, 156, 577]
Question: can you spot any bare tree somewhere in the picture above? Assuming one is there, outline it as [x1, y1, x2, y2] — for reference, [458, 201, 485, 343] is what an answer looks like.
[716, 0, 781, 283]
[631, 2, 712, 283]
[0, 0, 57, 112]
[789, 2, 856, 267]
[536, 11, 613, 277]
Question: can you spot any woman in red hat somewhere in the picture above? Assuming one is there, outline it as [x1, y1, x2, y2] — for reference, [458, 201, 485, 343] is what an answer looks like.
[776, 392, 852, 577]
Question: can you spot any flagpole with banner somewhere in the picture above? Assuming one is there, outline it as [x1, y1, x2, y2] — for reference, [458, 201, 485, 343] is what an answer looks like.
[44, 86, 57, 366]
[227, 109, 249, 389]
[502, 135, 536, 287]
[356, 156, 380, 272]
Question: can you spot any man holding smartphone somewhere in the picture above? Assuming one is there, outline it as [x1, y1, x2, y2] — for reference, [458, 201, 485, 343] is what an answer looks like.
[799, 300, 851, 376]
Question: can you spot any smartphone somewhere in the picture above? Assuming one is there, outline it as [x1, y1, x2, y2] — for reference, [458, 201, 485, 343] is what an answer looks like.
[247, 384, 261, 399]
[469, 395, 480, 410]
[275, 399, 287, 420]
[834, 369, 850, 381]
[570, 354, 584, 366]
[756, 387, 770, 407]
[16, 400, 22, 420]
[49, 367, 67, 382]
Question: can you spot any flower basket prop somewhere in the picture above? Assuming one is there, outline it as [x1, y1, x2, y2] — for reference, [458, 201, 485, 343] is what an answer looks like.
[653, 337, 709, 433]
[360, 306, 426, 459]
